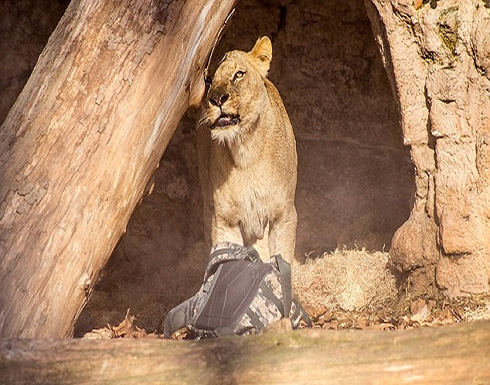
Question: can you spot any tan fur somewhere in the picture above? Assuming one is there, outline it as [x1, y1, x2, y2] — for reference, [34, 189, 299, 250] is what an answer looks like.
[196, 37, 297, 263]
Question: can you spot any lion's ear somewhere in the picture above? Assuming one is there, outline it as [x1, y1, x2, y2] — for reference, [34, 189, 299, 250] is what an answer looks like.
[249, 36, 272, 77]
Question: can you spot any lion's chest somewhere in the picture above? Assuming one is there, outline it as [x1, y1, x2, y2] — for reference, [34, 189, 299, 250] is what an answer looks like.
[213, 165, 284, 239]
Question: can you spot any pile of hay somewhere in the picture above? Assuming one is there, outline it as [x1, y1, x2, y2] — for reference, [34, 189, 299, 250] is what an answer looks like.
[293, 248, 398, 313]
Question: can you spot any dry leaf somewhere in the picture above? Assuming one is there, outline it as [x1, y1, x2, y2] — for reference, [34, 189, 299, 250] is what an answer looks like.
[172, 327, 193, 340]
[112, 310, 137, 338]
[264, 318, 293, 333]
[378, 322, 395, 330]
[82, 309, 157, 339]
[82, 327, 114, 340]
[307, 304, 327, 321]
[410, 299, 429, 322]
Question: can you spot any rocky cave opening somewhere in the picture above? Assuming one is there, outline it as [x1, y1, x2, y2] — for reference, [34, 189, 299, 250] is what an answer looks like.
[74, 0, 414, 335]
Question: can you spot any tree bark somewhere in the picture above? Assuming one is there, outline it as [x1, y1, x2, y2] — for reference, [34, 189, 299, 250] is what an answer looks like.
[0, 321, 489, 384]
[0, 0, 236, 338]
[365, 0, 490, 297]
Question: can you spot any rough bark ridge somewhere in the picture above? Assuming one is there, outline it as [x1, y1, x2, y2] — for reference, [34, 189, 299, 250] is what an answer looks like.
[0, 0, 236, 338]
[366, 0, 490, 297]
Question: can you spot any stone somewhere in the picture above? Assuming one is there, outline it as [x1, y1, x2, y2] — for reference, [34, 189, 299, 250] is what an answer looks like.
[369, 0, 490, 297]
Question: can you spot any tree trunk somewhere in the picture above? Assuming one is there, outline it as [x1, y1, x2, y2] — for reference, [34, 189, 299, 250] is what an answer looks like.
[365, 0, 490, 297]
[0, 322, 489, 384]
[0, 0, 236, 338]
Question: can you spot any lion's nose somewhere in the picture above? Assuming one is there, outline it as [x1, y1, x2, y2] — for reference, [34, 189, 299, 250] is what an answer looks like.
[209, 93, 229, 107]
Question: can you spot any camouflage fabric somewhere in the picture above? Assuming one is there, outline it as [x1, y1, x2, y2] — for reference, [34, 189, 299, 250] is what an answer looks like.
[164, 242, 311, 339]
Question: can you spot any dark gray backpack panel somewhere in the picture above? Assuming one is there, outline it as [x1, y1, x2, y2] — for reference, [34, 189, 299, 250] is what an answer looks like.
[193, 260, 273, 331]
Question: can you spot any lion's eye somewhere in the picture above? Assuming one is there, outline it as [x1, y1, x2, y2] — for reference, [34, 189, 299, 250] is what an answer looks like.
[233, 71, 246, 81]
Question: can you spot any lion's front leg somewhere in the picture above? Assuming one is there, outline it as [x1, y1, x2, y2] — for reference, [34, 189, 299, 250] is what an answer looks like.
[211, 214, 244, 247]
[268, 204, 297, 265]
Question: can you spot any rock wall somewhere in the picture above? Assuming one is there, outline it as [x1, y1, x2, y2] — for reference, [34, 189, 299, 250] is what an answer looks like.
[366, 0, 490, 297]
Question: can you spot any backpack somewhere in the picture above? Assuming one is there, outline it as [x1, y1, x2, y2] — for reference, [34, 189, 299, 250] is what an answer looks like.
[163, 242, 311, 339]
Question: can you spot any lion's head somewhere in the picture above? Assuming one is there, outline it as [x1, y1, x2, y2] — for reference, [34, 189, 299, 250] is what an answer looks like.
[199, 36, 273, 145]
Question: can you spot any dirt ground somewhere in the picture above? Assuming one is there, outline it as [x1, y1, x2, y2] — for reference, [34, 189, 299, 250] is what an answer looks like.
[81, 247, 490, 339]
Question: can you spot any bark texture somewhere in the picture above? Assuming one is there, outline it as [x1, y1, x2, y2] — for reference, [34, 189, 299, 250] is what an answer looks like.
[1, 321, 489, 384]
[366, 0, 490, 297]
[0, 0, 236, 338]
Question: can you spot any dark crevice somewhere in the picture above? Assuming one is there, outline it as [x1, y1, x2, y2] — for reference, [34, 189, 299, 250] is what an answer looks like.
[272, 5, 288, 40]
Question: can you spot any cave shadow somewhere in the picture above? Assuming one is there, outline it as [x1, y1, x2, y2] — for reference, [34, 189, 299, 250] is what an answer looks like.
[295, 139, 414, 259]
[76, 0, 416, 334]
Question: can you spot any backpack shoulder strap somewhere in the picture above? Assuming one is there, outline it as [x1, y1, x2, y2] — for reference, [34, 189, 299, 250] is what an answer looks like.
[244, 245, 260, 262]
[292, 298, 313, 328]
[270, 255, 312, 327]
[271, 254, 292, 317]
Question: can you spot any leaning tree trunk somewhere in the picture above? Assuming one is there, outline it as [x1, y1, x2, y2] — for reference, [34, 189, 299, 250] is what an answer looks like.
[365, 0, 490, 297]
[0, 0, 236, 338]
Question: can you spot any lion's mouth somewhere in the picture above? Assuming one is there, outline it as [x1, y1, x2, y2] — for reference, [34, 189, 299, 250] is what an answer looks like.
[213, 114, 240, 128]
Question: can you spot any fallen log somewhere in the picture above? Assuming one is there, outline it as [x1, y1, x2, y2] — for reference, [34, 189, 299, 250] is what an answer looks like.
[0, 0, 236, 338]
[1, 321, 489, 384]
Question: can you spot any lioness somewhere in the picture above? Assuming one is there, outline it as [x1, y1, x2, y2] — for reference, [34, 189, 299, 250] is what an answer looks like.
[196, 36, 297, 263]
